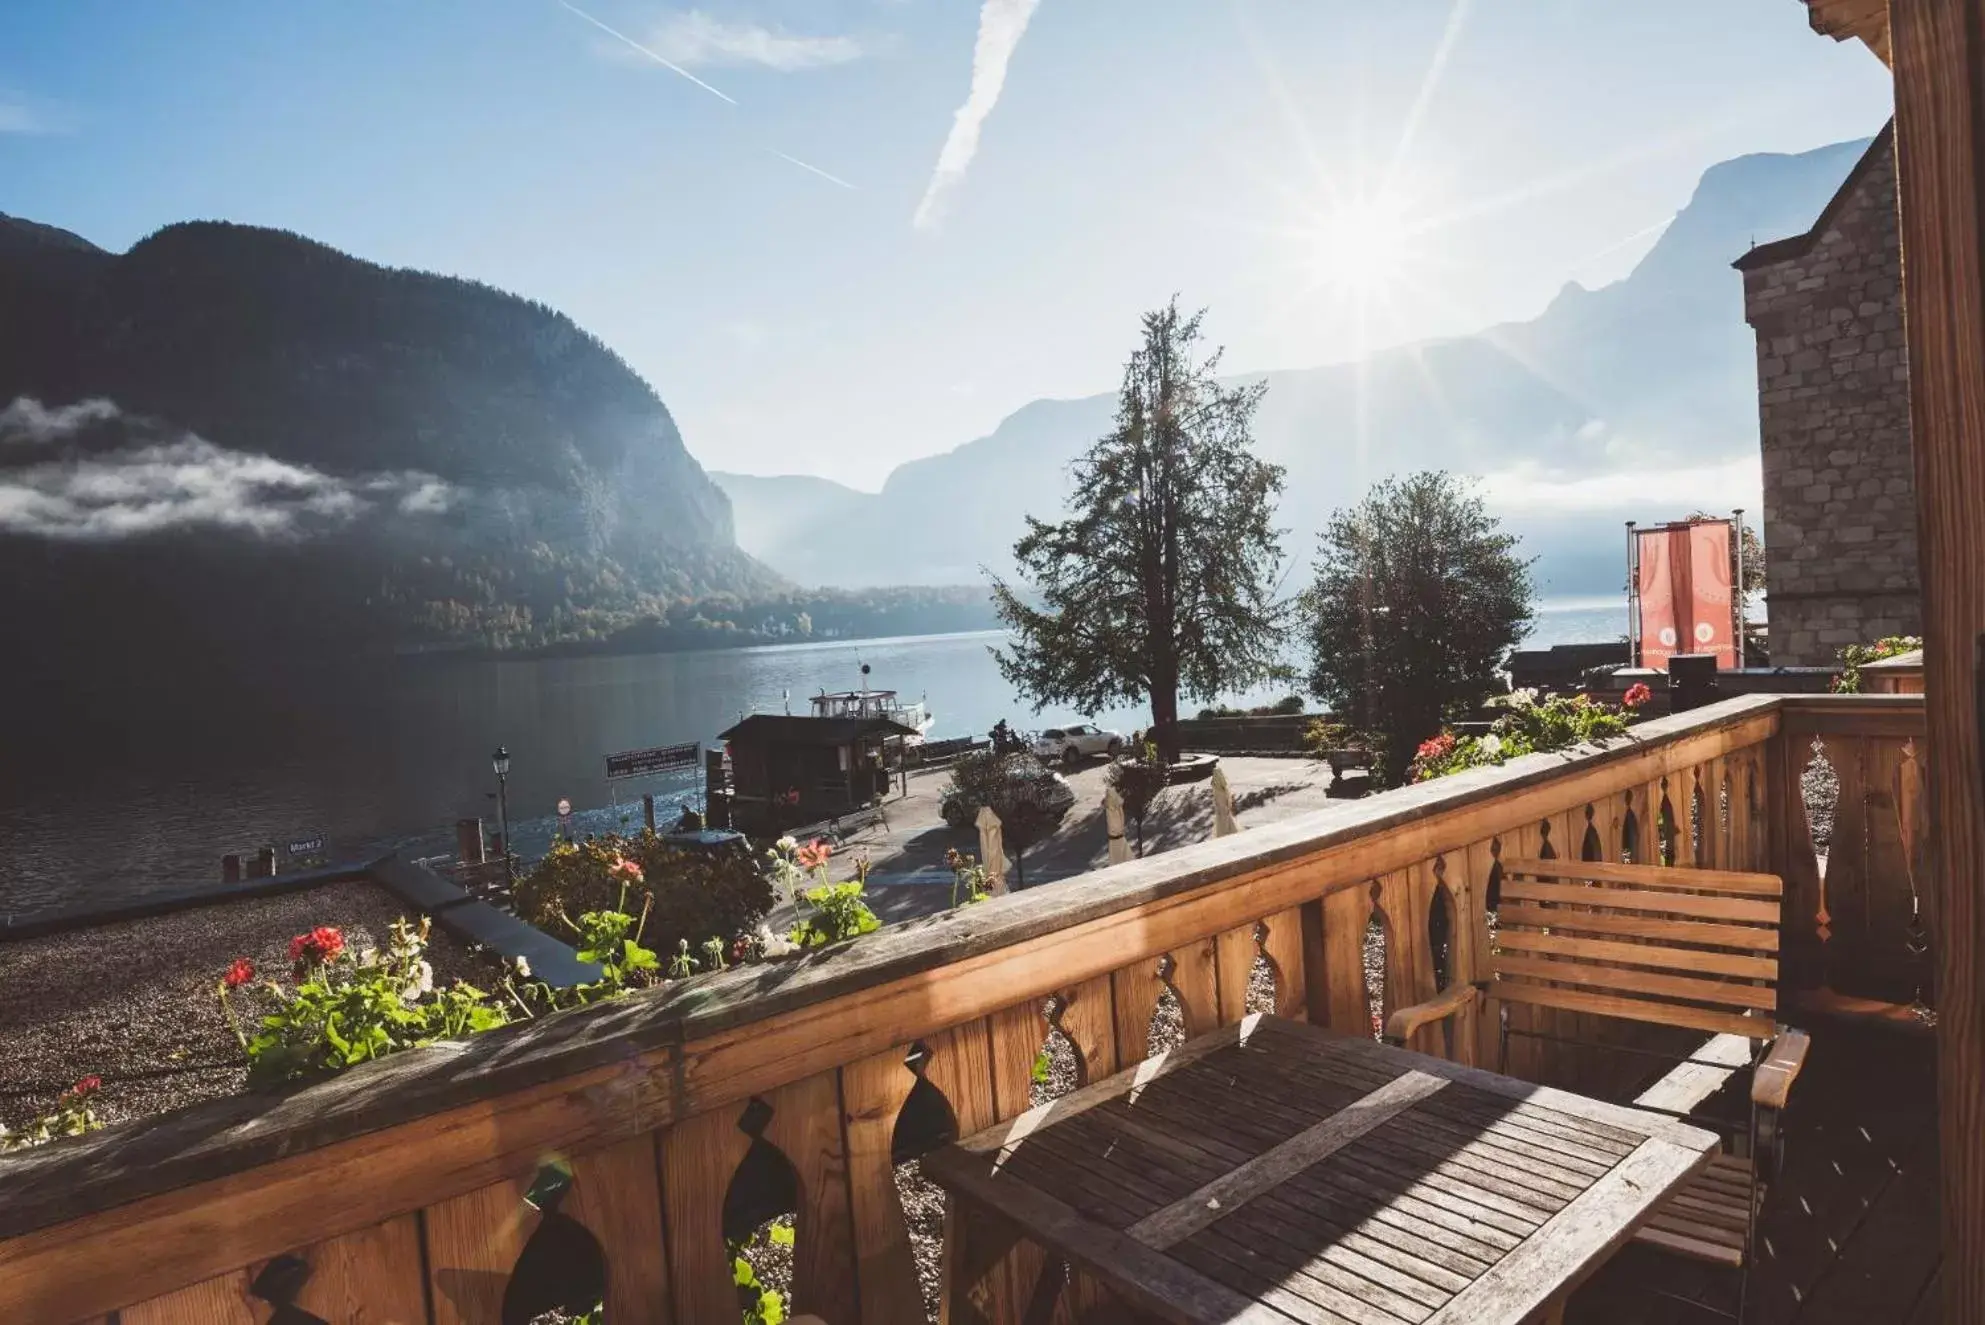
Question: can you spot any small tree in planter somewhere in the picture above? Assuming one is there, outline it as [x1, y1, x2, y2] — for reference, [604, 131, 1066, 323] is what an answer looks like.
[1108, 743, 1170, 856]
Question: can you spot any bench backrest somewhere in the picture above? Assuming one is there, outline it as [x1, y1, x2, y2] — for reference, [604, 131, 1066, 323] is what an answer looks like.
[1491, 857, 1783, 1040]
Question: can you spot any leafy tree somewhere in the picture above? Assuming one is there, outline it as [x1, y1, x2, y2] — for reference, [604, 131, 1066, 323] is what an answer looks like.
[1304, 472, 1535, 786]
[991, 300, 1287, 762]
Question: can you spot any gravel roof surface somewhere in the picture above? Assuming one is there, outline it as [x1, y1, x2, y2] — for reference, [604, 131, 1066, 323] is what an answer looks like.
[0, 880, 495, 1131]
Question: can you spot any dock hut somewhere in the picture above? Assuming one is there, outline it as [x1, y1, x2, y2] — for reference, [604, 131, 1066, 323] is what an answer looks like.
[717, 713, 917, 833]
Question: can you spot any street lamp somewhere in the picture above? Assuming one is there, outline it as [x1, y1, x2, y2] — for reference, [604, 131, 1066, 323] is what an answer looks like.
[492, 746, 512, 888]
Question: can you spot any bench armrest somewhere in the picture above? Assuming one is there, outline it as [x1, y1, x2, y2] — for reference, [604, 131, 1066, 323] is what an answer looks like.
[1752, 1028, 1812, 1110]
[1384, 983, 1481, 1046]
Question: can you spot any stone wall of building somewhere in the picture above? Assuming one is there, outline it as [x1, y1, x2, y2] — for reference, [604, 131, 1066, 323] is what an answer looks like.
[1738, 127, 1920, 666]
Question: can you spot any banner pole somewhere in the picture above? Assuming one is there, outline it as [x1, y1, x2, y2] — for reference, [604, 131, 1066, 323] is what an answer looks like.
[1732, 509, 1747, 669]
[1625, 521, 1639, 669]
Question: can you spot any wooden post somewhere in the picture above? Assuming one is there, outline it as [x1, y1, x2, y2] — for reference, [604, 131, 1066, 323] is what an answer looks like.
[1890, 1, 1985, 1311]
[454, 818, 485, 866]
[220, 854, 241, 883]
[641, 794, 656, 833]
[253, 846, 276, 878]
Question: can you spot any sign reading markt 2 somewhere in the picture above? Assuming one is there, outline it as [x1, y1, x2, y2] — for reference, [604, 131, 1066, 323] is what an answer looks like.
[605, 742, 701, 782]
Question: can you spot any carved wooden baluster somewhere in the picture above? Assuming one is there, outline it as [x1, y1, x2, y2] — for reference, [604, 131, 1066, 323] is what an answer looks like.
[423, 1174, 537, 1325]
[1320, 880, 1376, 1036]
[1167, 936, 1220, 1039]
[1502, 821, 1547, 1082]
[1642, 775, 1671, 864]
[1862, 734, 1915, 1000]
[660, 1105, 754, 1323]
[1467, 837, 1504, 1068]
[1259, 906, 1308, 1019]
[758, 1070, 861, 1325]
[1376, 868, 1428, 1041]
[1056, 974, 1118, 1083]
[1212, 921, 1258, 1026]
[288, 1215, 427, 1323]
[1775, 733, 1830, 991]
[841, 1045, 925, 1325]
[1108, 955, 1167, 1065]
[951, 999, 1062, 1325]
[565, 1134, 671, 1323]
[1820, 733, 1870, 994]
[1600, 789, 1630, 863]
[119, 1271, 257, 1325]
[1701, 756, 1728, 868]
[1725, 750, 1756, 871]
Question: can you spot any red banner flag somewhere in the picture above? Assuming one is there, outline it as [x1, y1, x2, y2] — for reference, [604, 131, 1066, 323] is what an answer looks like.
[1636, 520, 1735, 672]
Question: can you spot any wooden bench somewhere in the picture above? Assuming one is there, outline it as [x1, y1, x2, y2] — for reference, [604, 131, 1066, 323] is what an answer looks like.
[1387, 858, 1812, 1307]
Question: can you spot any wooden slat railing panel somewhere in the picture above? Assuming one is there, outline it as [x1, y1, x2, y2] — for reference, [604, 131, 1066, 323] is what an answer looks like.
[758, 1072, 859, 1325]
[566, 1135, 673, 1325]
[0, 697, 1811, 1324]
[1320, 881, 1376, 1037]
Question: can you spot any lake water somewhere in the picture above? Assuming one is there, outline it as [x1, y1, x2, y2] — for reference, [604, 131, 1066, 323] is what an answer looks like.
[0, 600, 1624, 912]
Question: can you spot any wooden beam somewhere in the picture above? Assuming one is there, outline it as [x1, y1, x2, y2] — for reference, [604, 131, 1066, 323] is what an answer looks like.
[1889, 1, 1985, 1316]
[1807, 0, 1897, 63]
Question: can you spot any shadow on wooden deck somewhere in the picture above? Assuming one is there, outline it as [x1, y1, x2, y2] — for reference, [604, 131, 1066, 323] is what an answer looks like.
[1568, 1019, 1940, 1324]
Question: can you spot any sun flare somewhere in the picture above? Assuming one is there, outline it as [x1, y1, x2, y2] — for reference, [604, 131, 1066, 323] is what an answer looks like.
[1307, 196, 1416, 296]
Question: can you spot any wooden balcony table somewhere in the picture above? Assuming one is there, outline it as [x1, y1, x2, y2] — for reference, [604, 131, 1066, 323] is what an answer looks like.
[925, 1013, 1721, 1325]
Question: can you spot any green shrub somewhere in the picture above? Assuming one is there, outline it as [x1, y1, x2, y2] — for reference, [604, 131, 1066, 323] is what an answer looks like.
[514, 832, 773, 963]
[1407, 688, 1647, 783]
[1834, 635, 1922, 694]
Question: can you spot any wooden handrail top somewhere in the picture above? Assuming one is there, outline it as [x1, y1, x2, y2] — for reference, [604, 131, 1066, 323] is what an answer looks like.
[0, 694, 1811, 1244]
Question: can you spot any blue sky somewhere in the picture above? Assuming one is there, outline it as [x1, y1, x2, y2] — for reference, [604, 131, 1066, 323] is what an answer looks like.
[0, 1, 1890, 488]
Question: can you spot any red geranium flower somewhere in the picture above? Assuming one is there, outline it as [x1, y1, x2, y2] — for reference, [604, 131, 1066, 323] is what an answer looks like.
[796, 838, 832, 870]
[288, 925, 345, 965]
[1622, 682, 1653, 710]
[68, 1075, 101, 1098]
[223, 957, 255, 989]
[608, 856, 645, 885]
[1415, 733, 1456, 761]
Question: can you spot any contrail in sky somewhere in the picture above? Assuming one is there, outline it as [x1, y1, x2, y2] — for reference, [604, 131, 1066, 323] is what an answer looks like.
[913, 0, 1043, 230]
[768, 149, 856, 190]
[558, 0, 738, 105]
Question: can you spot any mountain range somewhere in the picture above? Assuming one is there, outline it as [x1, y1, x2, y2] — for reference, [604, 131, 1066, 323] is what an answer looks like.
[716, 134, 1877, 598]
[0, 214, 784, 681]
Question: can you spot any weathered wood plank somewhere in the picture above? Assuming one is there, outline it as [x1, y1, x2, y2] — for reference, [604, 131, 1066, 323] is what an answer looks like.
[423, 1175, 535, 1325]
[1491, 983, 1771, 1040]
[1126, 1070, 1450, 1250]
[293, 1213, 433, 1325]
[1422, 1140, 1713, 1324]
[1495, 906, 1780, 951]
[118, 1271, 257, 1325]
[1499, 857, 1783, 896]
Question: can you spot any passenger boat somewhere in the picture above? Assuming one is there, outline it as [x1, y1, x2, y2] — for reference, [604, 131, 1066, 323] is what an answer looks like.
[809, 686, 934, 743]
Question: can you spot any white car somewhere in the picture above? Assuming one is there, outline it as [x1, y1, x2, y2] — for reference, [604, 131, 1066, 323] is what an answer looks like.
[1033, 722, 1125, 765]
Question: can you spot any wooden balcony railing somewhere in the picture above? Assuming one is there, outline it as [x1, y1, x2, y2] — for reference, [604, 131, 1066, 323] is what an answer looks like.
[0, 692, 1926, 1324]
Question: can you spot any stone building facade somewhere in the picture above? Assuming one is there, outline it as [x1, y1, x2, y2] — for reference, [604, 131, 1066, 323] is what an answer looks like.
[1735, 124, 1919, 667]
